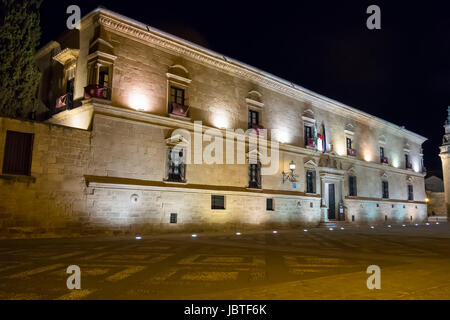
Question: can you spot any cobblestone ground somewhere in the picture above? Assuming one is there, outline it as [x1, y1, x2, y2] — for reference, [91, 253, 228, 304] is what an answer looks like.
[1, 222, 450, 299]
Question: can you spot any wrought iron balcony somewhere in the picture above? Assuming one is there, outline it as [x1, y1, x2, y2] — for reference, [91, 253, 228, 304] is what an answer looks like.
[169, 102, 190, 117]
[347, 148, 356, 157]
[381, 156, 389, 164]
[55, 92, 73, 111]
[167, 163, 186, 183]
[83, 84, 111, 100]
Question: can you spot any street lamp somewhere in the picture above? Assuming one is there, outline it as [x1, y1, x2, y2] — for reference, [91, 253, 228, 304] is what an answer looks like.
[282, 160, 297, 183]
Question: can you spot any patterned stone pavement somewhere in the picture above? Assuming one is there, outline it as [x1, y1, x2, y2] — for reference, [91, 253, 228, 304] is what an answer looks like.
[0, 222, 450, 299]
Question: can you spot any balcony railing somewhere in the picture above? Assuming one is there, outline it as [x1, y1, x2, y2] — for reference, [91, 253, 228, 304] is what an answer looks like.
[306, 137, 316, 148]
[55, 92, 73, 111]
[83, 84, 111, 100]
[347, 148, 356, 157]
[381, 156, 389, 164]
[169, 102, 190, 117]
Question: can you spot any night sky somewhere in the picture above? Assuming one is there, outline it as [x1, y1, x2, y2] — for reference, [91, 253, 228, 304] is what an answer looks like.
[39, 0, 450, 175]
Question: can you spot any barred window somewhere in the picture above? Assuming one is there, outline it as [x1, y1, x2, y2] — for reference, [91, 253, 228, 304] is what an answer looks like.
[249, 163, 261, 189]
[382, 180, 389, 199]
[408, 184, 414, 201]
[349, 176, 357, 196]
[211, 195, 225, 210]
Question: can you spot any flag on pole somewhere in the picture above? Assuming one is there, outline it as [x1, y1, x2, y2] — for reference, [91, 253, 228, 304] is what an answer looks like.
[314, 122, 318, 151]
[322, 122, 327, 152]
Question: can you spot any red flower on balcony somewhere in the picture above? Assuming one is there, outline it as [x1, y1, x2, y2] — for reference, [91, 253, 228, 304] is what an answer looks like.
[381, 156, 389, 164]
[347, 148, 356, 157]
[307, 137, 316, 148]
[251, 124, 265, 135]
[83, 84, 111, 100]
[169, 102, 190, 117]
[406, 162, 413, 169]
[55, 93, 73, 110]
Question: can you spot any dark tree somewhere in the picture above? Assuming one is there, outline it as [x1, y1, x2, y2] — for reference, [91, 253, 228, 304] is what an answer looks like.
[0, 0, 42, 119]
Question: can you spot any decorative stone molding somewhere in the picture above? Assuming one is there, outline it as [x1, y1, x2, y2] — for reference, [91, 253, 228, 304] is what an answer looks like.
[246, 98, 264, 109]
[344, 123, 355, 136]
[53, 48, 80, 66]
[166, 72, 191, 85]
[347, 166, 356, 176]
[304, 159, 318, 169]
[87, 51, 117, 63]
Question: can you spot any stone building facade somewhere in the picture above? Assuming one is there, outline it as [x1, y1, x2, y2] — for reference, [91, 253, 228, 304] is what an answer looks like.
[425, 175, 446, 218]
[0, 8, 428, 235]
[440, 107, 450, 217]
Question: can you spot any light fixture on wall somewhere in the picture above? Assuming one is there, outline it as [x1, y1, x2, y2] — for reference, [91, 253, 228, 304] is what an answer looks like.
[282, 160, 297, 183]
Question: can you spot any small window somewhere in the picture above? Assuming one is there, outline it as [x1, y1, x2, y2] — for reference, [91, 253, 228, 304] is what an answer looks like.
[266, 198, 274, 211]
[382, 180, 389, 199]
[380, 146, 385, 161]
[170, 213, 177, 224]
[2, 131, 34, 176]
[407, 184, 414, 201]
[248, 109, 259, 129]
[346, 137, 352, 150]
[405, 154, 409, 168]
[306, 170, 316, 193]
[348, 176, 357, 196]
[211, 195, 225, 210]
[304, 125, 313, 146]
[99, 66, 110, 87]
[170, 86, 185, 106]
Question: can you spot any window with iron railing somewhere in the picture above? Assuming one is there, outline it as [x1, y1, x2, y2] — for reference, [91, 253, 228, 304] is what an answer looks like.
[248, 163, 261, 189]
[167, 148, 186, 182]
[382, 180, 389, 199]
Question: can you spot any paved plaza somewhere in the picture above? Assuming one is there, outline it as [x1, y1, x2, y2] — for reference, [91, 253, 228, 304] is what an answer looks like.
[1, 222, 450, 299]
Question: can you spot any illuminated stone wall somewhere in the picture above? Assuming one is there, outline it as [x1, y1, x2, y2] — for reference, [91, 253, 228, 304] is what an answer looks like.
[1, 9, 429, 236]
[0, 118, 90, 235]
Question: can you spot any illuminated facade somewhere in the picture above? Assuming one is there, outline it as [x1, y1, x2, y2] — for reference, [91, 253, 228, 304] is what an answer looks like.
[0, 8, 428, 234]
[439, 107, 450, 217]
